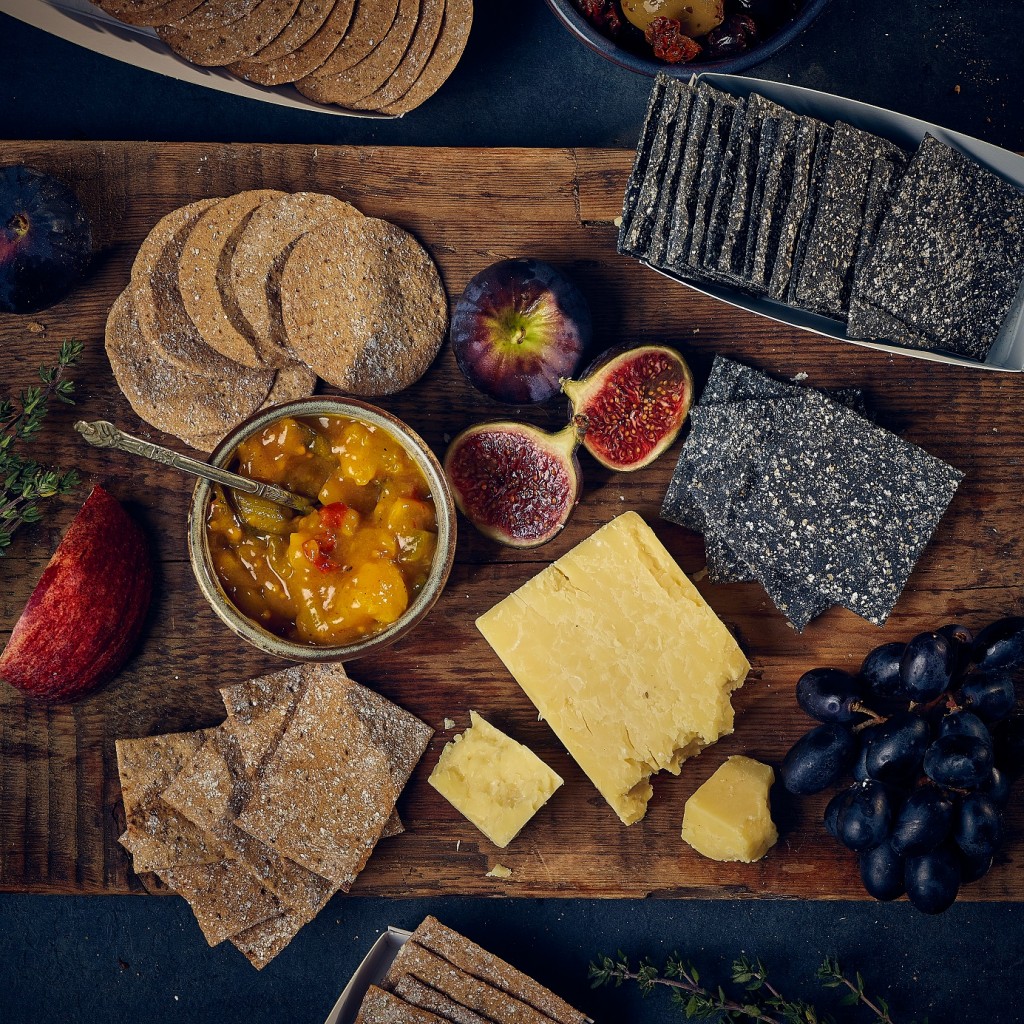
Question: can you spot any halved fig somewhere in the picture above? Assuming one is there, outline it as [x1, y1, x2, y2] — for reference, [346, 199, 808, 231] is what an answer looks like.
[561, 344, 693, 471]
[443, 421, 582, 548]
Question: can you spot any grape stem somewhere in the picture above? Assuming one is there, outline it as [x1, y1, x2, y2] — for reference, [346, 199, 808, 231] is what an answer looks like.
[851, 702, 887, 730]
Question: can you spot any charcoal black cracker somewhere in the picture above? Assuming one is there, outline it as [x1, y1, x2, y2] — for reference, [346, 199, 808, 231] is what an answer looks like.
[617, 76, 667, 254]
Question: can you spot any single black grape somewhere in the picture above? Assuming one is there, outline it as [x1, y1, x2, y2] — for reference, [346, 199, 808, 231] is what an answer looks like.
[905, 845, 961, 914]
[901, 632, 955, 703]
[972, 616, 1024, 673]
[837, 780, 892, 852]
[981, 766, 1011, 807]
[864, 712, 931, 783]
[859, 642, 906, 699]
[955, 793, 1002, 857]
[796, 668, 865, 724]
[890, 786, 955, 856]
[959, 848, 994, 885]
[860, 839, 906, 901]
[938, 623, 974, 680]
[956, 673, 1016, 724]
[851, 738, 874, 782]
[923, 734, 994, 789]
[823, 789, 848, 840]
[781, 723, 858, 795]
[939, 710, 991, 743]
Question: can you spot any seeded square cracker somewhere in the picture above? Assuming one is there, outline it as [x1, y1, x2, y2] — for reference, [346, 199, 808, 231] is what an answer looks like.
[357, 986, 447, 1024]
[156, 860, 281, 947]
[411, 916, 589, 1024]
[848, 134, 1024, 361]
[235, 669, 431, 888]
[393, 974, 492, 1024]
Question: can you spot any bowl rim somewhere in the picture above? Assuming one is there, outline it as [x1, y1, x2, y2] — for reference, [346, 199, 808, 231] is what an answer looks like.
[543, 0, 834, 78]
[187, 397, 457, 663]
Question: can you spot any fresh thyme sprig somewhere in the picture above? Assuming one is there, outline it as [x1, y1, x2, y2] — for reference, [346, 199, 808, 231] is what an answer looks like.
[0, 340, 83, 552]
[590, 952, 916, 1023]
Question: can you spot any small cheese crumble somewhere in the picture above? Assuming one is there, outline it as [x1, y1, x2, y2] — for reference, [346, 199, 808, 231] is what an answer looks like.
[486, 864, 512, 879]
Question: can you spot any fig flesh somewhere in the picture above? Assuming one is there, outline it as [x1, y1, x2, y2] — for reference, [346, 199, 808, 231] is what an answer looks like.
[443, 421, 582, 548]
[562, 344, 693, 471]
[451, 258, 593, 405]
[0, 165, 92, 314]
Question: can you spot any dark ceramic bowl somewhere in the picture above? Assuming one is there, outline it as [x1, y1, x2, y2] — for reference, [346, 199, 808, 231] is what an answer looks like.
[544, 0, 832, 77]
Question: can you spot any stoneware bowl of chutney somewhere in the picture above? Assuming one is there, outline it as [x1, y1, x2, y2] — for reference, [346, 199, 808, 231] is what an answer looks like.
[188, 397, 457, 662]
[546, 0, 832, 77]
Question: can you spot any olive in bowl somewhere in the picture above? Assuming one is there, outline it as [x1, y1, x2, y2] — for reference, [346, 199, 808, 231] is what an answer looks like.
[546, 0, 832, 76]
[188, 398, 456, 662]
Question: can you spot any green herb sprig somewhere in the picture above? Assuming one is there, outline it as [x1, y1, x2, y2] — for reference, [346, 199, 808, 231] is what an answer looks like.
[589, 951, 920, 1024]
[0, 340, 83, 552]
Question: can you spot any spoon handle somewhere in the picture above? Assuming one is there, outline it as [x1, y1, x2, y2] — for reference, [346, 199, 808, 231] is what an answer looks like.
[74, 420, 314, 514]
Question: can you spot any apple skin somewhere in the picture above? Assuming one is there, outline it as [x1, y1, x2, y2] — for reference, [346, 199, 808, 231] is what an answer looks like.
[0, 485, 153, 703]
[451, 258, 593, 404]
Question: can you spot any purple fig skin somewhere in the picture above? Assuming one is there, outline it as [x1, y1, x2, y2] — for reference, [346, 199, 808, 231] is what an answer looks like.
[0, 486, 153, 702]
[443, 421, 582, 548]
[451, 258, 593, 405]
[0, 165, 92, 314]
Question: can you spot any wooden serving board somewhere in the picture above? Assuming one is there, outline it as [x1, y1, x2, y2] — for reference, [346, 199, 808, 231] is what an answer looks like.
[1, 142, 1022, 900]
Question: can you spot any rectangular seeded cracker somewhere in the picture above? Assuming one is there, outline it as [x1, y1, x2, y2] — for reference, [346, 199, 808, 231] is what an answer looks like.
[618, 76, 668, 252]
[411, 916, 589, 1024]
[230, 906, 319, 971]
[622, 78, 694, 259]
[235, 669, 431, 889]
[357, 985, 447, 1024]
[159, 726, 336, 916]
[684, 89, 744, 270]
[849, 150, 907, 285]
[394, 975, 493, 1024]
[710, 391, 962, 625]
[848, 134, 1024, 360]
[786, 122, 833, 303]
[115, 729, 227, 872]
[701, 96, 753, 273]
[793, 122, 909, 319]
[768, 117, 821, 300]
[156, 861, 281, 948]
[746, 111, 800, 288]
[384, 943, 557, 1024]
[662, 83, 714, 270]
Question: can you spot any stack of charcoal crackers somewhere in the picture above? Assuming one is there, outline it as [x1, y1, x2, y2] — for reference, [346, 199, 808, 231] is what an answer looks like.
[116, 664, 432, 968]
[620, 75, 1024, 362]
[661, 356, 963, 631]
[353, 916, 590, 1024]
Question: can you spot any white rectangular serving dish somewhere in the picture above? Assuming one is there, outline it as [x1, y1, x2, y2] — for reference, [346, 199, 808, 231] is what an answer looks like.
[0, 0, 393, 119]
[323, 927, 412, 1024]
[643, 73, 1024, 373]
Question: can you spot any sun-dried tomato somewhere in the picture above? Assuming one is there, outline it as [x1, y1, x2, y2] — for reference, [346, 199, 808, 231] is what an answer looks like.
[576, 0, 623, 37]
[644, 17, 702, 64]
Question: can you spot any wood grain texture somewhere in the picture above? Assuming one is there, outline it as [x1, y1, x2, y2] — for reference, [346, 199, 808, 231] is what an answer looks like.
[0, 142, 1022, 900]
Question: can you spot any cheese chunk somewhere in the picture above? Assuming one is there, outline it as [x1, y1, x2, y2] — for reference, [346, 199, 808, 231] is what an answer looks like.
[428, 711, 563, 848]
[476, 511, 749, 826]
[681, 756, 778, 863]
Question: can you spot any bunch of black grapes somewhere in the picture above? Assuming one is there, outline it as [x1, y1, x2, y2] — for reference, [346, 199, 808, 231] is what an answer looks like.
[780, 617, 1024, 914]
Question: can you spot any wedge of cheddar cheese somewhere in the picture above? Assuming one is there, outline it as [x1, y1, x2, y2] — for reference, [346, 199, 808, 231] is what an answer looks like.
[476, 512, 749, 825]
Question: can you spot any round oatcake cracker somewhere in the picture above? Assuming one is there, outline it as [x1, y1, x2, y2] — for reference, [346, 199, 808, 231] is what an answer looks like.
[300, 0, 400, 81]
[96, 0, 206, 28]
[130, 199, 262, 381]
[228, 0, 354, 85]
[296, 0, 418, 106]
[279, 217, 447, 397]
[179, 190, 286, 369]
[228, 192, 362, 365]
[156, 0, 262, 34]
[233, 0, 331, 64]
[379, 0, 472, 116]
[348, 0, 442, 111]
[105, 290, 277, 450]
[158, 0, 301, 65]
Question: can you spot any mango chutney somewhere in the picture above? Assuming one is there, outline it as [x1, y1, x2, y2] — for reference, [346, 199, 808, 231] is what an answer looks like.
[206, 414, 439, 647]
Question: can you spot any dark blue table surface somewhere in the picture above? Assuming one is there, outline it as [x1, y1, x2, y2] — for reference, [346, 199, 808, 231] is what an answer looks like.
[2, 2, 1023, 1022]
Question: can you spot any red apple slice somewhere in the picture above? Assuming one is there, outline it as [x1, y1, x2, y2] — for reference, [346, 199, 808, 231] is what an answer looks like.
[0, 485, 153, 702]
